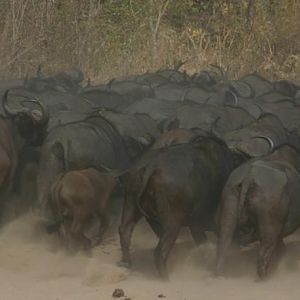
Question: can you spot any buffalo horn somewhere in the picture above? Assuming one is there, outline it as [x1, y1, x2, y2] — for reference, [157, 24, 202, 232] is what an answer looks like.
[2, 90, 27, 116]
[22, 98, 49, 125]
[252, 135, 275, 152]
[211, 116, 221, 137]
[228, 90, 238, 105]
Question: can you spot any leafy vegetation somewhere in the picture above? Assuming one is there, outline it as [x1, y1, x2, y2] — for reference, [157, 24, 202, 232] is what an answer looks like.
[0, 0, 299, 82]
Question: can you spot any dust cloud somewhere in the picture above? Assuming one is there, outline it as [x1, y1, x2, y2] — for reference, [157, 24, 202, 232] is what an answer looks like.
[0, 212, 300, 300]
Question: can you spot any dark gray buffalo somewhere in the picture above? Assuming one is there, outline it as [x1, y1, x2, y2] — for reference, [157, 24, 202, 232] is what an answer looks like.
[124, 97, 181, 124]
[119, 137, 240, 279]
[106, 80, 154, 102]
[256, 101, 300, 135]
[79, 88, 132, 111]
[24, 67, 84, 93]
[238, 73, 274, 97]
[133, 65, 189, 86]
[0, 90, 49, 220]
[162, 103, 255, 137]
[37, 111, 159, 213]
[224, 113, 300, 158]
[216, 144, 300, 279]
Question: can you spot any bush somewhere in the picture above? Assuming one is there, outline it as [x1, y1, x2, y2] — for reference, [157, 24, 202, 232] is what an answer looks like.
[0, 0, 299, 82]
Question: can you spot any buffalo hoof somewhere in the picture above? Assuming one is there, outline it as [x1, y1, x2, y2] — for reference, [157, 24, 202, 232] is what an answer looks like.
[117, 261, 131, 269]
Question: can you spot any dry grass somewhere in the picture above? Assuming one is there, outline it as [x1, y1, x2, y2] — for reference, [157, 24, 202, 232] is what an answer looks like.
[0, 0, 299, 83]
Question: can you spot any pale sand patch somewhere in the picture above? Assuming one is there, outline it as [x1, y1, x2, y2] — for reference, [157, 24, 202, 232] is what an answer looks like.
[0, 212, 300, 300]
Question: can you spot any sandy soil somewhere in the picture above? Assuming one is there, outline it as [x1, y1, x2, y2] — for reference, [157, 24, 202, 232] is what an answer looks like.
[1, 212, 300, 300]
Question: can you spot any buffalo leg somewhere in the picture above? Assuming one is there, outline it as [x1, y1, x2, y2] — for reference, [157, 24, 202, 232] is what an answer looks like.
[154, 217, 182, 279]
[119, 201, 142, 267]
[69, 211, 91, 250]
[256, 210, 284, 279]
[59, 221, 72, 249]
[95, 212, 109, 245]
[215, 185, 239, 275]
[257, 239, 279, 279]
[189, 223, 207, 246]
[70, 224, 91, 250]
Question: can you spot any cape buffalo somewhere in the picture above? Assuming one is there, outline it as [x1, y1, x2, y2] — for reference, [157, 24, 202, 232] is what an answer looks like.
[119, 137, 240, 279]
[37, 115, 130, 212]
[0, 90, 48, 220]
[216, 144, 300, 279]
[224, 113, 297, 158]
[37, 111, 158, 215]
[162, 103, 255, 137]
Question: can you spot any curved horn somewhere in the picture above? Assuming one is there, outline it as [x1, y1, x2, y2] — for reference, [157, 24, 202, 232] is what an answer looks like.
[99, 164, 113, 173]
[2, 90, 24, 116]
[252, 135, 275, 152]
[22, 98, 49, 125]
[227, 90, 238, 105]
[197, 70, 213, 83]
[211, 116, 221, 138]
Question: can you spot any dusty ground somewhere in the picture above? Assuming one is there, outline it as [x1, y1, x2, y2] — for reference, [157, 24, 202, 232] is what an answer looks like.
[1, 213, 300, 300]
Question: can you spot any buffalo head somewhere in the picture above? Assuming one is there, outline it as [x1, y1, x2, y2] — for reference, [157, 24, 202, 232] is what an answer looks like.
[2, 90, 49, 146]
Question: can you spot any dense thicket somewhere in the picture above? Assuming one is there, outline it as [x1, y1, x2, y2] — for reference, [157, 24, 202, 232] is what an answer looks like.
[0, 0, 299, 82]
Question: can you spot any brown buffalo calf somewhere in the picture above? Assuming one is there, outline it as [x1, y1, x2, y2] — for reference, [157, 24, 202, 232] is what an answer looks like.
[49, 168, 117, 250]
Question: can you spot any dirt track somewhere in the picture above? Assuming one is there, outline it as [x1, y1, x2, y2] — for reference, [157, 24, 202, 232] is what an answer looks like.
[0, 213, 300, 300]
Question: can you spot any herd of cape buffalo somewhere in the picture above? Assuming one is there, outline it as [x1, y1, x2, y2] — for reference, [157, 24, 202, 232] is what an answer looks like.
[0, 65, 300, 280]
